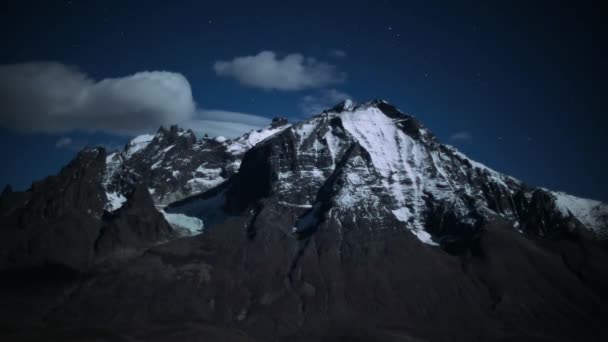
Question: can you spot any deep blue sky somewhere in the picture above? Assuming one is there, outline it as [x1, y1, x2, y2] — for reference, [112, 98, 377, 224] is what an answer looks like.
[0, 0, 605, 201]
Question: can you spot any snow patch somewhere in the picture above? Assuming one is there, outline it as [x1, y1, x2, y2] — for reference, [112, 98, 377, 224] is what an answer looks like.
[392, 207, 411, 223]
[151, 160, 163, 170]
[293, 120, 318, 148]
[226, 124, 291, 155]
[105, 152, 117, 164]
[103, 152, 122, 187]
[552, 191, 607, 235]
[195, 165, 222, 175]
[161, 210, 204, 235]
[392, 207, 437, 245]
[412, 229, 438, 246]
[125, 134, 154, 158]
[279, 201, 313, 209]
[105, 192, 127, 211]
[340, 107, 413, 179]
[187, 177, 225, 189]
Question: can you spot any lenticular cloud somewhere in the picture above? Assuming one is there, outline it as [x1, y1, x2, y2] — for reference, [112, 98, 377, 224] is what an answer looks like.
[0, 62, 196, 135]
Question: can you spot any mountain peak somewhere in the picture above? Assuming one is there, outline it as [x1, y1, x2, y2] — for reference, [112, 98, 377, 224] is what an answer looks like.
[270, 117, 289, 128]
[156, 124, 181, 136]
[321, 99, 354, 114]
[217, 99, 607, 246]
[323, 99, 407, 117]
[316, 99, 425, 142]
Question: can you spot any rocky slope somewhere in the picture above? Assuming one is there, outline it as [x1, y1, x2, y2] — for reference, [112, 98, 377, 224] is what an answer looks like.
[1, 100, 607, 341]
[0, 118, 291, 271]
[0, 148, 175, 271]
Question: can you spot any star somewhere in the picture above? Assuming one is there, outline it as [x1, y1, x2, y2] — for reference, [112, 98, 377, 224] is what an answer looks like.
[208, 19, 213, 24]
[388, 26, 392, 31]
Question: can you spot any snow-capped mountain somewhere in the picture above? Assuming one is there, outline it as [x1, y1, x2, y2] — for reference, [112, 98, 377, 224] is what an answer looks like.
[104, 118, 290, 207]
[0, 117, 291, 270]
[1, 100, 607, 341]
[97, 100, 607, 243]
[209, 100, 607, 247]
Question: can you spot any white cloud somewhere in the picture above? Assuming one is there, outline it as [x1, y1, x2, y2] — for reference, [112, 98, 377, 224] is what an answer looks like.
[299, 89, 352, 116]
[55, 137, 72, 148]
[449, 131, 473, 143]
[54, 136, 97, 151]
[183, 109, 271, 139]
[329, 49, 347, 58]
[0, 62, 196, 135]
[213, 51, 346, 91]
[0, 62, 279, 140]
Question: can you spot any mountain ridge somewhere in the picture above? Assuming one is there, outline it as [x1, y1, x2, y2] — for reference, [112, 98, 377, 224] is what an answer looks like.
[1, 99, 606, 272]
[211, 99, 606, 244]
[1, 99, 607, 341]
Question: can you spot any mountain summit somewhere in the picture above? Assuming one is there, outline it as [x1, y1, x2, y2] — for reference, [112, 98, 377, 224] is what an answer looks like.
[1, 100, 607, 341]
[219, 99, 607, 246]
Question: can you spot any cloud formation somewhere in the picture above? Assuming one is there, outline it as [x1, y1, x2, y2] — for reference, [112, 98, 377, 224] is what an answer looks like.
[299, 89, 352, 116]
[184, 109, 271, 138]
[449, 131, 473, 143]
[0, 62, 279, 140]
[329, 49, 347, 58]
[213, 51, 346, 91]
[54, 136, 105, 151]
[0, 62, 196, 135]
[54, 137, 73, 149]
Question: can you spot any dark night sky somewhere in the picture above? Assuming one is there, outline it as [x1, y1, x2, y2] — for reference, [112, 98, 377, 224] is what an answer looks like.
[0, 0, 605, 201]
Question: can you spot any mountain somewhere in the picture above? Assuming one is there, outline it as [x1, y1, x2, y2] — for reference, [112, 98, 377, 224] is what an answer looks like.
[0, 118, 290, 271]
[1, 100, 607, 341]
[106, 117, 290, 206]
[219, 99, 607, 245]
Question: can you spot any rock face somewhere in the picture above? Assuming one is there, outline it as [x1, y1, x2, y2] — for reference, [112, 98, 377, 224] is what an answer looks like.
[105, 125, 232, 205]
[222, 100, 607, 246]
[93, 184, 176, 264]
[0, 120, 292, 272]
[105, 121, 291, 205]
[0, 148, 175, 272]
[1, 100, 607, 341]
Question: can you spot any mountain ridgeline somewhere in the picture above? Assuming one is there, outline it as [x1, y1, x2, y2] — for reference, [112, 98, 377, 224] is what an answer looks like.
[1, 100, 607, 341]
